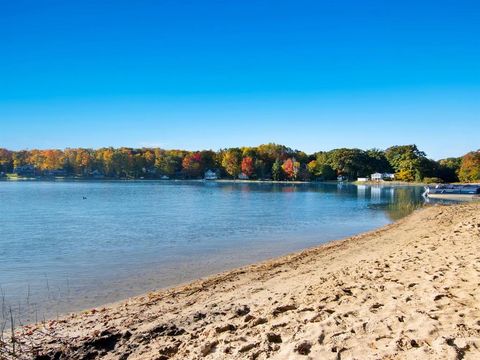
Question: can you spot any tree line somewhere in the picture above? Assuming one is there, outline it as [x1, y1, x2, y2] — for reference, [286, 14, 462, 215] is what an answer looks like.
[0, 144, 478, 182]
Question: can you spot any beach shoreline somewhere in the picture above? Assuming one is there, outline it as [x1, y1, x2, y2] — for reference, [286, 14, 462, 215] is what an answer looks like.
[5, 202, 480, 359]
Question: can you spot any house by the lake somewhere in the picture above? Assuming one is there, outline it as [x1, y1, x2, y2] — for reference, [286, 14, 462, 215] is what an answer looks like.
[13, 165, 36, 177]
[371, 172, 395, 182]
[238, 173, 249, 180]
[204, 169, 218, 180]
[357, 177, 369, 182]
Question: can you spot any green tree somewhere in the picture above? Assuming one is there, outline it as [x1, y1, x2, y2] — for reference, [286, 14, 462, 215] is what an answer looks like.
[385, 145, 428, 182]
[200, 150, 217, 171]
[313, 148, 369, 179]
[365, 149, 392, 174]
[155, 150, 182, 176]
[272, 158, 282, 181]
[254, 159, 267, 179]
[307, 160, 336, 180]
[437, 157, 461, 183]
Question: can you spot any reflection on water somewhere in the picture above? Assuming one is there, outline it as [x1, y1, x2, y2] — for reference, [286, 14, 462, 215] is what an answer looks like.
[0, 180, 424, 326]
[385, 187, 426, 221]
[367, 186, 426, 221]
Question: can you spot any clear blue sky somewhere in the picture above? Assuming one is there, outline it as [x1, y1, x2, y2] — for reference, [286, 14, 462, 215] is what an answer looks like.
[1, 0, 479, 159]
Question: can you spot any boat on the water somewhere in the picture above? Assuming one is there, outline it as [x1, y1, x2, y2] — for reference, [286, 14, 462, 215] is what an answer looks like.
[423, 184, 480, 201]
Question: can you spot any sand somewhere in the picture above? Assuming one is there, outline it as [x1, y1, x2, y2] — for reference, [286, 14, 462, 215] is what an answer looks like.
[4, 202, 480, 360]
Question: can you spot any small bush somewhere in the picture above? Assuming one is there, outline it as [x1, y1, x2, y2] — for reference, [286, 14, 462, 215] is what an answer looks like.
[423, 177, 444, 184]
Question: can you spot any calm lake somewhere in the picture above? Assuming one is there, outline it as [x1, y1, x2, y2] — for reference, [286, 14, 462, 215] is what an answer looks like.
[0, 181, 424, 325]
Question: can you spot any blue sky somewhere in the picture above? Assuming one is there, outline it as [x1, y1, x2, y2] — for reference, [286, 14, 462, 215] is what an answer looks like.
[1, 0, 479, 159]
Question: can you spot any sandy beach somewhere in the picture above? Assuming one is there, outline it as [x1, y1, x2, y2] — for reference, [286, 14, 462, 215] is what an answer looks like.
[5, 202, 480, 360]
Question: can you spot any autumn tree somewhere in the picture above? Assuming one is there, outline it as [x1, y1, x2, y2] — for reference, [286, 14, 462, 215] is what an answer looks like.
[458, 151, 480, 182]
[241, 156, 254, 177]
[12, 151, 28, 168]
[282, 158, 300, 180]
[25, 150, 45, 170]
[0, 143, 471, 182]
[142, 150, 156, 169]
[96, 148, 115, 176]
[221, 149, 241, 178]
[42, 150, 65, 170]
[0, 148, 13, 173]
[182, 152, 204, 178]
[65, 148, 94, 175]
[307, 160, 317, 176]
[257, 143, 293, 171]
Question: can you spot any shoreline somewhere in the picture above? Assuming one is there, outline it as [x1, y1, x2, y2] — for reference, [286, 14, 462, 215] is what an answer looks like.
[0, 176, 315, 184]
[6, 202, 480, 359]
[353, 180, 428, 186]
[1, 177, 425, 186]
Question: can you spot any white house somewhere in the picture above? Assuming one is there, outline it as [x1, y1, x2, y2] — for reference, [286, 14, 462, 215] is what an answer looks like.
[357, 177, 369, 182]
[238, 173, 249, 180]
[371, 172, 395, 181]
[204, 169, 218, 180]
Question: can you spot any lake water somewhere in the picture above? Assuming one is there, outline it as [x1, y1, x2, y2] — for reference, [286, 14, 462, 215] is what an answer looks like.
[0, 180, 424, 326]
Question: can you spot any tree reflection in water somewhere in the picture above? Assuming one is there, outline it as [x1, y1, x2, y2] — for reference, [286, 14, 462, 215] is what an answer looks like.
[383, 187, 426, 221]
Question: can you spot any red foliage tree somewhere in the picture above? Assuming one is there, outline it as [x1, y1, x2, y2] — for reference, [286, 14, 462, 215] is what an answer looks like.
[182, 152, 203, 178]
[282, 158, 300, 180]
[241, 156, 254, 177]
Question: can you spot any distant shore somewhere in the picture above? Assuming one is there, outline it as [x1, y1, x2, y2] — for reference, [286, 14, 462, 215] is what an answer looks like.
[0, 175, 314, 184]
[1, 175, 426, 186]
[7, 202, 480, 359]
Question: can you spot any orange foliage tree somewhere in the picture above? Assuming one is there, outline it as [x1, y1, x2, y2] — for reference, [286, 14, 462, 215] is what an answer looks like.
[282, 158, 300, 180]
[459, 150, 480, 182]
[182, 152, 203, 178]
[241, 156, 254, 177]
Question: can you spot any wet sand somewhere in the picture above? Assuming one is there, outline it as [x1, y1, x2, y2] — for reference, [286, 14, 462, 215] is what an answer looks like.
[5, 202, 480, 359]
